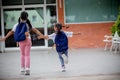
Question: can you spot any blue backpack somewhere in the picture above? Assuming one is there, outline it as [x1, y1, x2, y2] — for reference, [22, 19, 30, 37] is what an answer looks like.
[14, 22, 28, 42]
[55, 31, 68, 52]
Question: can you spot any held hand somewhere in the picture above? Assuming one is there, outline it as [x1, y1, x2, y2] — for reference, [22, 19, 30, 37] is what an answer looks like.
[37, 35, 44, 39]
[37, 36, 41, 39]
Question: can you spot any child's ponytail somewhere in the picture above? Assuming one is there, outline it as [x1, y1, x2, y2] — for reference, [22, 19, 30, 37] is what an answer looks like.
[26, 19, 32, 30]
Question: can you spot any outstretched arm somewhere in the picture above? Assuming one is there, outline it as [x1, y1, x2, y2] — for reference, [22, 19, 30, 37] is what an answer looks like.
[38, 33, 56, 40]
[31, 28, 44, 37]
[0, 30, 14, 41]
[73, 32, 81, 35]
[65, 31, 81, 37]
[37, 35, 49, 40]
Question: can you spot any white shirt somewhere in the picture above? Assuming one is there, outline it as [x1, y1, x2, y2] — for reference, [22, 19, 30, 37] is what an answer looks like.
[12, 23, 31, 39]
[48, 31, 73, 43]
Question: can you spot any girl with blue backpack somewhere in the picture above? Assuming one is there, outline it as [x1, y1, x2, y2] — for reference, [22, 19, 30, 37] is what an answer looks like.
[38, 23, 81, 72]
[0, 11, 43, 75]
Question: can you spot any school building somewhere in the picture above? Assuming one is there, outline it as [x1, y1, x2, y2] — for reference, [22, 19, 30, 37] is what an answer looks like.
[0, 0, 120, 52]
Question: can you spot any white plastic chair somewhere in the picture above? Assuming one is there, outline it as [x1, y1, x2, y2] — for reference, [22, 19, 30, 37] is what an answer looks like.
[110, 31, 120, 53]
[103, 35, 112, 51]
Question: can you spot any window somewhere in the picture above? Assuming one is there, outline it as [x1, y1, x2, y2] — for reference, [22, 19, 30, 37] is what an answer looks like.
[4, 9, 22, 47]
[64, 0, 120, 23]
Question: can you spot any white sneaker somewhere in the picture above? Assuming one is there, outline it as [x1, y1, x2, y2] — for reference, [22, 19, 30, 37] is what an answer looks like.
[62, 54, 68, 64]
[25, 70, 30, 75]
[20, 68, 25, 75]
[25, 68, 30, 75]
[62, 66, 66, 72]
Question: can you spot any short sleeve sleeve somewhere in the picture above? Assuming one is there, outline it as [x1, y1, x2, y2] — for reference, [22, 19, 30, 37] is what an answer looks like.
[64, 31, 73, 37]
[48, 33, 56, 42]
[12, 23, 18, 32]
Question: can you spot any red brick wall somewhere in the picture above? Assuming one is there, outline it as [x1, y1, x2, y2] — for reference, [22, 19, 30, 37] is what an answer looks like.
[57, 0, 114, 48]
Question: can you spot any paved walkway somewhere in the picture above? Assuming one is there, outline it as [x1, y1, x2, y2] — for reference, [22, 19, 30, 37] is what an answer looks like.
[0, 48, 120, 80]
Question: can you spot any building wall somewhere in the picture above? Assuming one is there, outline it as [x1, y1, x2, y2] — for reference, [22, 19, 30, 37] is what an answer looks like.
[57, 0, 114, 48]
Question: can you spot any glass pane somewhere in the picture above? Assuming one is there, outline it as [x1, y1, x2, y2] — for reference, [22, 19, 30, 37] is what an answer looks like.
[4, 9, 22, 47]
[26, 8, 45, 46]
[2, 0, 22, 6]
[46, 6, 57, 47]
[24, 0, 44, 5]
[46, 0, 56, 4]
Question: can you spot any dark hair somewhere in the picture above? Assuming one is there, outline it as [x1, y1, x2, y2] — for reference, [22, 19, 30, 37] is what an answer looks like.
[18, 11, 28, 23]
[26, 19, 32, 30]
[18, 11, 32, 30]
[55, 23, 62, 34]
[20, 11, 28, 20]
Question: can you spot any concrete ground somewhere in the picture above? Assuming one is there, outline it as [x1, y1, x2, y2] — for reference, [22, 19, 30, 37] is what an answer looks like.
[0, 48, 120, 80]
